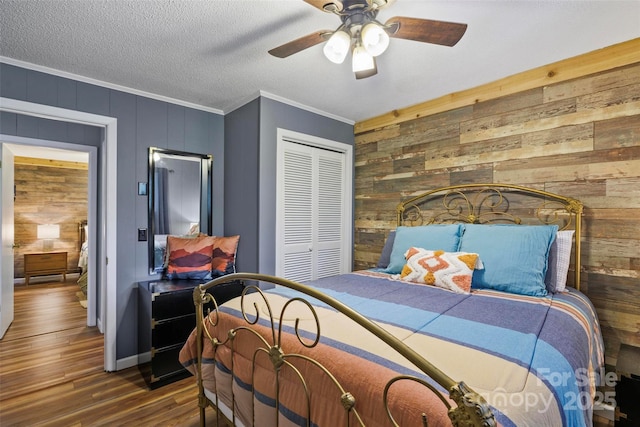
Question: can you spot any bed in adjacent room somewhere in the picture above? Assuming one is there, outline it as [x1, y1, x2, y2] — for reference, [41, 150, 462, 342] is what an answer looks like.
[77, 220, 88, 300]
[179, 183, 604, 427]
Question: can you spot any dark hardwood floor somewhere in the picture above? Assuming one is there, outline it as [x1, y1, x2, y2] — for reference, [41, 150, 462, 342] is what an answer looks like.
[0, 280, 206, 426]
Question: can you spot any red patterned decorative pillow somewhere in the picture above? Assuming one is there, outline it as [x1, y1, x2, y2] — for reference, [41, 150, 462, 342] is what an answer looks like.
[165, 235, 215, 280]
[400, 247, 482, 294]
[211, 235, 240, 277]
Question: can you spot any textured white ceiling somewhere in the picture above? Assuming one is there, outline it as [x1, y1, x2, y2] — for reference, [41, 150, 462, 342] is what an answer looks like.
[1, 0, 639, 124]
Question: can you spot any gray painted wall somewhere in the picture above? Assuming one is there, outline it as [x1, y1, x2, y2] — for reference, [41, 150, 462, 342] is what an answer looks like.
[224, 96, 354, 276]
[0, 63, 225, 360]
[223, 99, 260, 273]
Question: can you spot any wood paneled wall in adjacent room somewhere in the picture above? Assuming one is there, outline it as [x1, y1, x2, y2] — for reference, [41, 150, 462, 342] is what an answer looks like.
[13, 157, 88, 279]
[353, 39, 640, 367]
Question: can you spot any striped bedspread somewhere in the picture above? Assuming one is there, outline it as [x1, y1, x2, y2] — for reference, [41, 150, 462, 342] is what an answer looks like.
[180, 270, 604, 427]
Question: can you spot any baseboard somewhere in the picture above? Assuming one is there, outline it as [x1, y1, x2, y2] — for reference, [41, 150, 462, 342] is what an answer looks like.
[139, 351, 151, 364]
[116, 354, 142, 371]
[113, 352, 152, 371]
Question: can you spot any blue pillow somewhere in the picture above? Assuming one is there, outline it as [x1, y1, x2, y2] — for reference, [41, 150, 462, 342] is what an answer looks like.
[459, 224, 558, 296]
[384, 224, 463, 274]
[376, 230, 396, 269]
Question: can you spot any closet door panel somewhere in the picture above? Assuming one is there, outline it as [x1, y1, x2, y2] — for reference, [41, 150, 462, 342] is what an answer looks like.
[316, 151, 344, 279]
[281, 145, 314, 282]
[277, 136, 349, 282]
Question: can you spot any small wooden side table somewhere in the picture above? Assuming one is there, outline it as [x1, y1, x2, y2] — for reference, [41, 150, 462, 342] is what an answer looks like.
[24, 252, 68, 285]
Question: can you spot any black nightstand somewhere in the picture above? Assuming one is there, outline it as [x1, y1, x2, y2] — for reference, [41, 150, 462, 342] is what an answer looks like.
[138, 278, 244, 388]
[615, 344, 640, 426]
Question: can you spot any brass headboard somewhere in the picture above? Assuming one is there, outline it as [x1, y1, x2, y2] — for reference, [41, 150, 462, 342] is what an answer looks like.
[78, 220, 88, 251]
[396, 183, 583, 290]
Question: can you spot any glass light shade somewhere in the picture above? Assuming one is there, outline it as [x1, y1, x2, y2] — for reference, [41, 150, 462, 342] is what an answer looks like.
[323, 30, 351, 64]
[352, 45, 375, 72]
[37, 224, 60, 239]
[361, 22, 389, 57]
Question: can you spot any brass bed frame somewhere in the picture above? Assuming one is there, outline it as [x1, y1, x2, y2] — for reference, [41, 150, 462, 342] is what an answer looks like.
[190, 183, 584, 426]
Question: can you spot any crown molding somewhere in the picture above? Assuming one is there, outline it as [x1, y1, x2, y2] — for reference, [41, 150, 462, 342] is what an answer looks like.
[224, 90, 354, 126]
[0, 56, 224, 115]
[259, 91, 355, 125]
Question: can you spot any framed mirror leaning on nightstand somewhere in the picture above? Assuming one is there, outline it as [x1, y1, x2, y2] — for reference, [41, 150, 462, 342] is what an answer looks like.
[147, 147, 213, 275]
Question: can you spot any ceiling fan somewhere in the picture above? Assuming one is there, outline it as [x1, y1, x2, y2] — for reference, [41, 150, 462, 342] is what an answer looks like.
[268, 0, 468, 79]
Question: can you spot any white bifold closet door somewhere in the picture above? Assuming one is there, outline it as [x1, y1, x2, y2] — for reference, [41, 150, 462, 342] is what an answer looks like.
[277, 139, 347, 282]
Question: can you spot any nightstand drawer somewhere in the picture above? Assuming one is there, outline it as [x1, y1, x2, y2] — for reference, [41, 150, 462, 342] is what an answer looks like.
[152, 289, 195, 319]
[152, 314, 196, 349]
[150, 345, 187, 382]
[26, 253, 65, 269]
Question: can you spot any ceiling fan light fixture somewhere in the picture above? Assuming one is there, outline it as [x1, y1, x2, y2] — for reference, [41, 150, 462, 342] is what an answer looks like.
[361, 22, 389, 56]
[352, 44, 375, 73]
[323, 30, 351, 64]
[269, 1, 467, 79]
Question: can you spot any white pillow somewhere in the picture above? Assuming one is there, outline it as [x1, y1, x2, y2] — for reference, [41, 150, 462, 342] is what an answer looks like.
[545, 230, 575, 293]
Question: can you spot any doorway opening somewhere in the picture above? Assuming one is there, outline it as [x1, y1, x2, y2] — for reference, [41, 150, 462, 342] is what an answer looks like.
[2, 140, 97, 327]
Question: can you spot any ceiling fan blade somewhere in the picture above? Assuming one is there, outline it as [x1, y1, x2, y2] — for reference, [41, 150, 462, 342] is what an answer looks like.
[384, 16, 467, 47]
[268, 31, 330, 58]
[303, 0, 343, 13]
[355, 58, 377, 80]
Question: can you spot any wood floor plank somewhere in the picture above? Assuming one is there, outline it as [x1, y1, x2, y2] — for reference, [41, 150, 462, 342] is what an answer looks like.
[0, 280, 207, 426]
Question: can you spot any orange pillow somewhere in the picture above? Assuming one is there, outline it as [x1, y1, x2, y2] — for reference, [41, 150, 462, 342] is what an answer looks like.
[211, 235, 239, 277]
[165, 235, 215, 280]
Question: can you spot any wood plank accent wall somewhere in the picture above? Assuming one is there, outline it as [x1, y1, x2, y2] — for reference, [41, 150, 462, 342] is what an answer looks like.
[13, 159, 88, 278]
[353, 41, 640, 366]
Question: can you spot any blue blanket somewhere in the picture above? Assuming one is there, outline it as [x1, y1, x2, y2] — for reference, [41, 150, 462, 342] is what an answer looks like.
[258, 270, 606, 427]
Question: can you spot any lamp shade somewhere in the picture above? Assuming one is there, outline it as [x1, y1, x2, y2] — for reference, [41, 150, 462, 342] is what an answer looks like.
[37, 224, 60, 239]
[361, 22, 389, 57]
[352, 44, 375, 73]
[323, 30, 351, 64]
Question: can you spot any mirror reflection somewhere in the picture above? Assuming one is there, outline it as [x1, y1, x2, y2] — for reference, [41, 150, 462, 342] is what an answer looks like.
[148, 147, 212, 274]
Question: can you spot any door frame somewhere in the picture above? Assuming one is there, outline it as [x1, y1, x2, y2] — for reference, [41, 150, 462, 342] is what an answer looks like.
[0, 144, 15, 338]
[2, 137, 98, 327]
[0, 97, 117, 372]
[275, 128, 353, 278]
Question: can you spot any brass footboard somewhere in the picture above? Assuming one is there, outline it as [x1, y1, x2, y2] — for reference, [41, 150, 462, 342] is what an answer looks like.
[192, 273, 497, 427]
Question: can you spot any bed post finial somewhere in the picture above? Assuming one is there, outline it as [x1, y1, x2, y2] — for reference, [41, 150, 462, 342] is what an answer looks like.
[565, 197, 583, 215]
[448, 381, 497, 427]
[396, 203, 405, 226]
